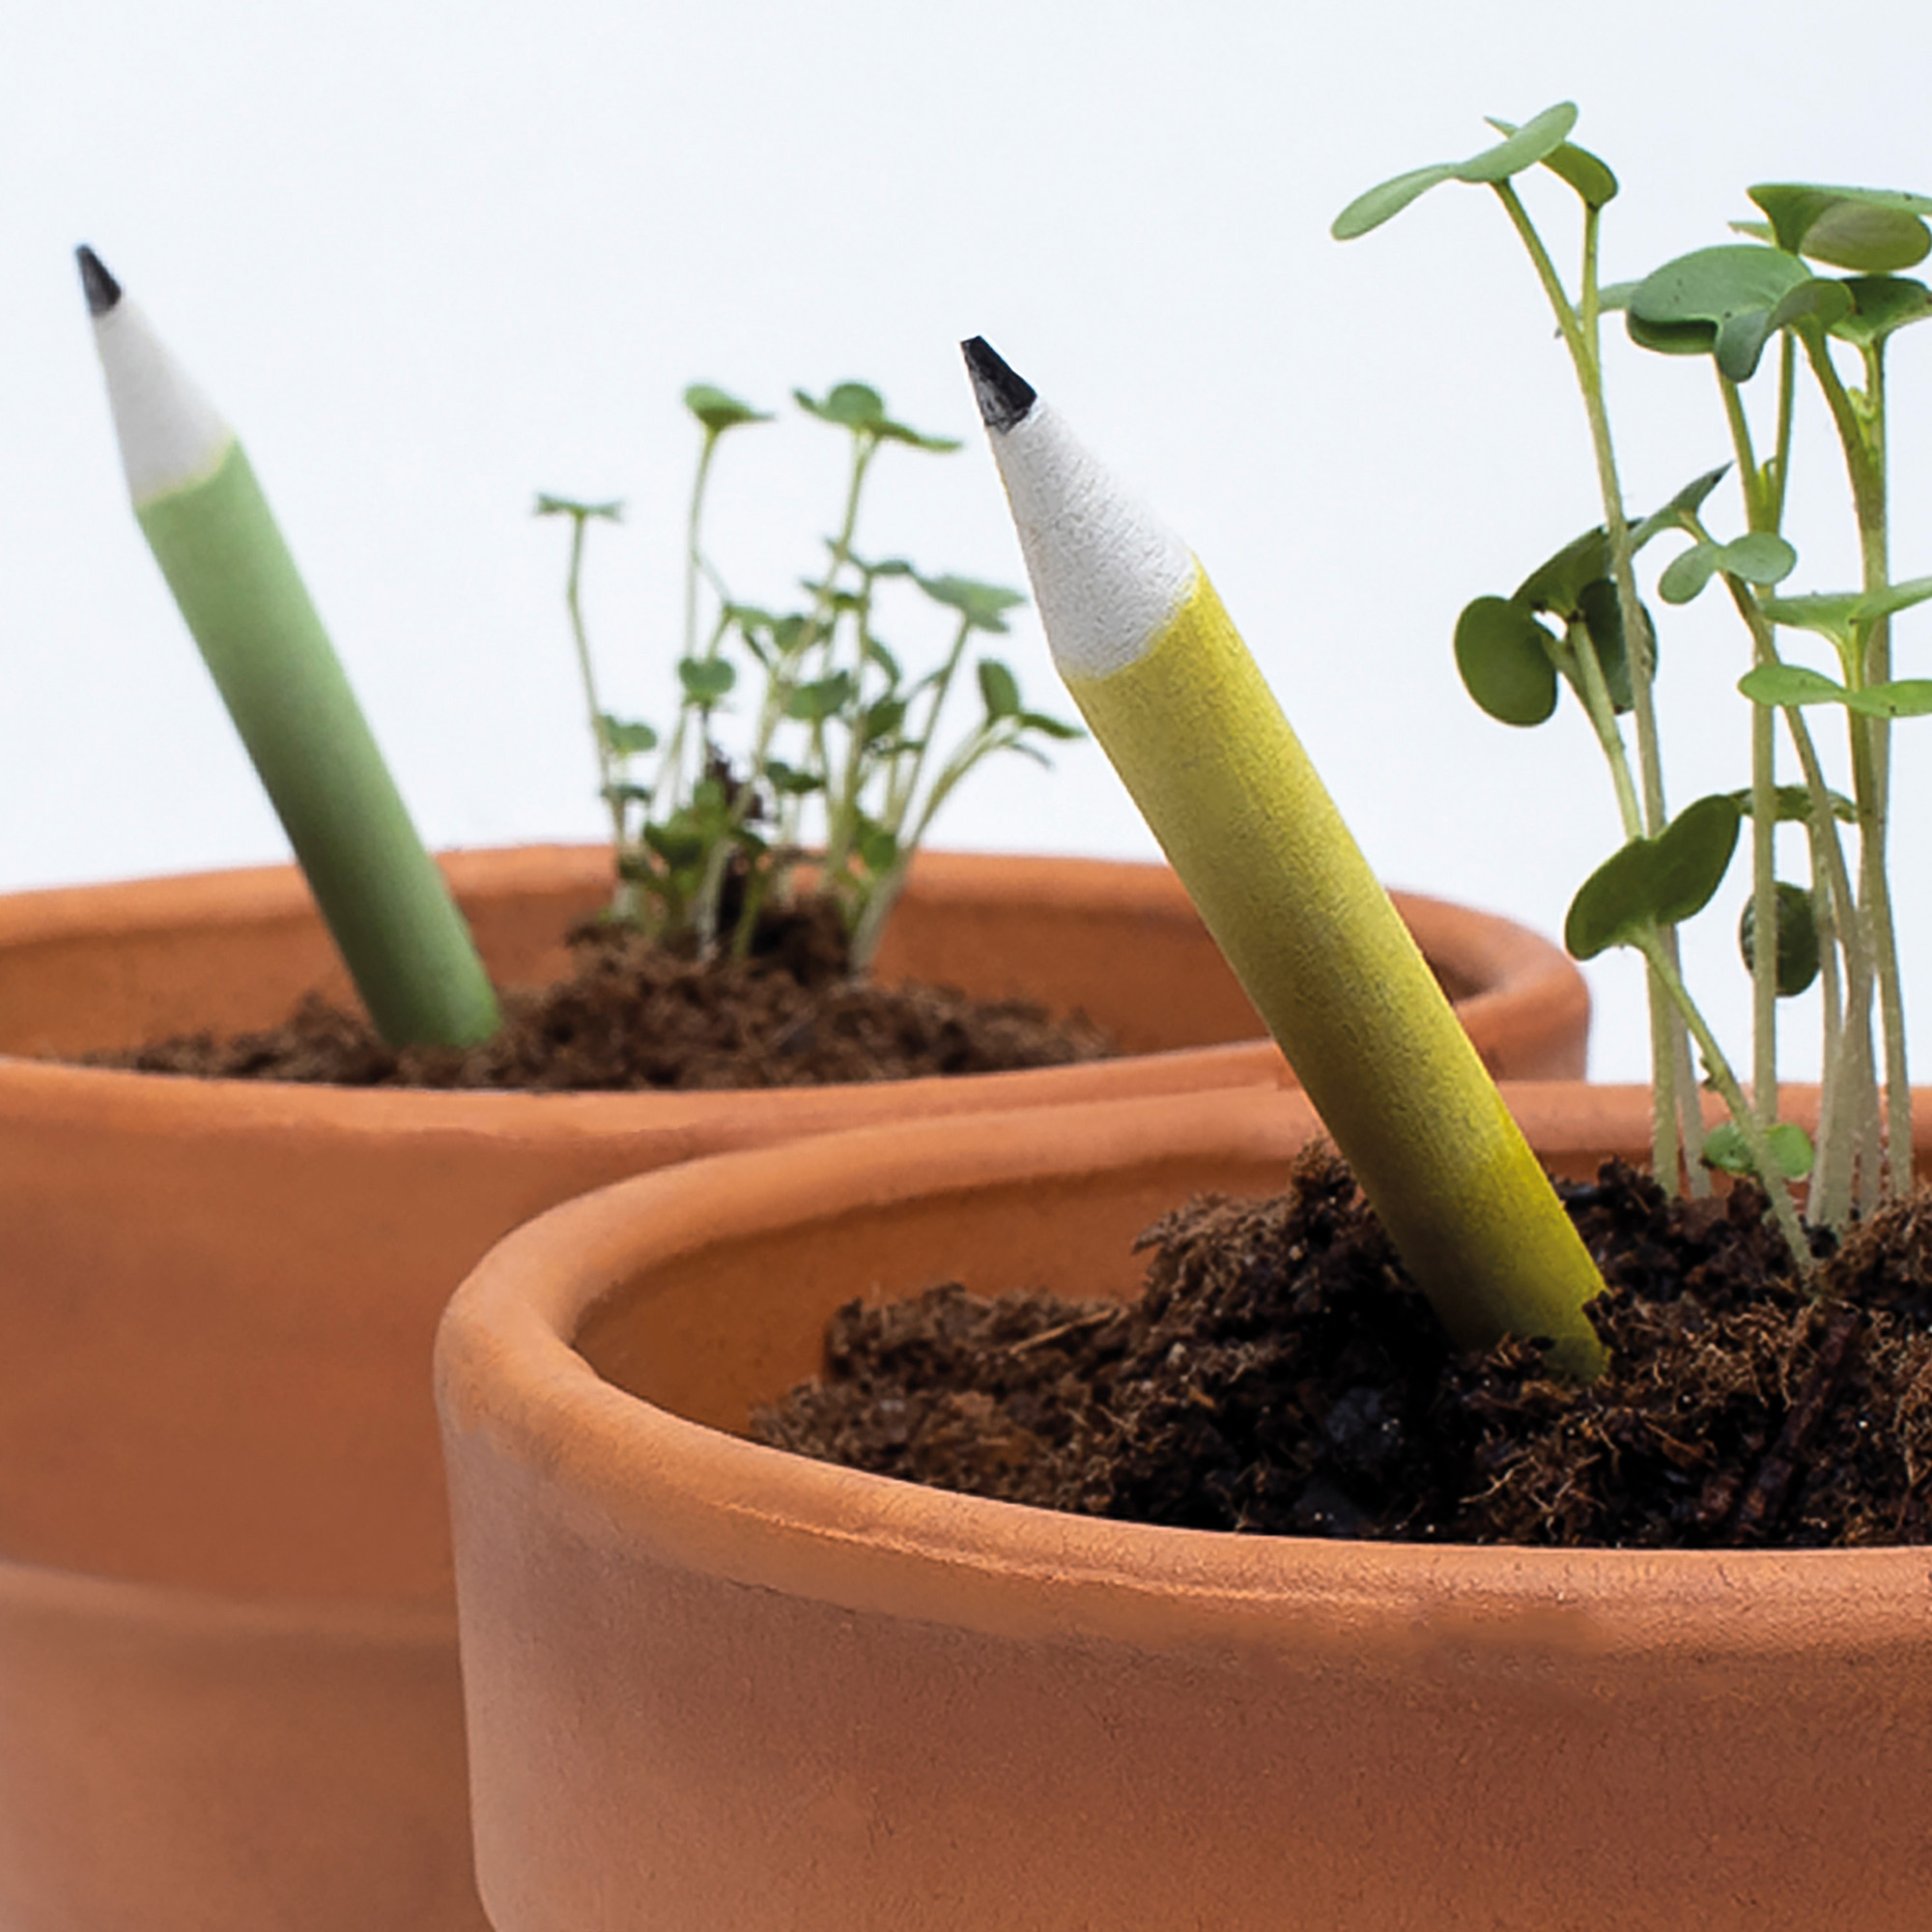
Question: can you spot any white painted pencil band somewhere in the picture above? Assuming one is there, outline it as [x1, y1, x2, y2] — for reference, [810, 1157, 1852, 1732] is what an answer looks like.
[80, 247, 500, 1048]
[964, 337, 1605, 1375]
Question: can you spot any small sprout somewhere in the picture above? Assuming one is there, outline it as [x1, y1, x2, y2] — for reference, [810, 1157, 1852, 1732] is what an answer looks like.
[1703, 1120, 1816, 1181]
[542, 376, 1065, 968]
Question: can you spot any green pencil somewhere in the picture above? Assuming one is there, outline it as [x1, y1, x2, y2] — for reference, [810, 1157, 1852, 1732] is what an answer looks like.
[77, 246, 500, 1048]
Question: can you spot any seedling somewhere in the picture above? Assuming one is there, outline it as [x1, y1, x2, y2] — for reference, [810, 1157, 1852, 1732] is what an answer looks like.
[538, 380, 1078, 967]
[1337, 104, 1932, 1263]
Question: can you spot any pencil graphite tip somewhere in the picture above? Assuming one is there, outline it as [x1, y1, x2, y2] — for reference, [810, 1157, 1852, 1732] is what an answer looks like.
[961, 336, 1036, 434]
[75, 245, 122, 318]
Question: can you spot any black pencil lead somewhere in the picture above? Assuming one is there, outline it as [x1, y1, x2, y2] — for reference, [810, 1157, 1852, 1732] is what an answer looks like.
[960, 336, 1036, 434]
[75, 245, 123, 318]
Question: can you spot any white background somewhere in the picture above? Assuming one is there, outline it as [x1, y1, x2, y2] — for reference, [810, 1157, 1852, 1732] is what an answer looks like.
[8, 0, 1932, 1081]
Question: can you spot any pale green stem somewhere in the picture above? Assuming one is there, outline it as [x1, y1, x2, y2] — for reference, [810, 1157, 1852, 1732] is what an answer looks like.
[1635, 929, 1812, 1276]
[1804, 326, 1910, 1195]
[1493, 180, 1691, 1184]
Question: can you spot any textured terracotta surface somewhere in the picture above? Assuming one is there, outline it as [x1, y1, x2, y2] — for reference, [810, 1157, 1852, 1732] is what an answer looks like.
[0, 846, 1580, 1932]
[439, 1084, 1932, 1932]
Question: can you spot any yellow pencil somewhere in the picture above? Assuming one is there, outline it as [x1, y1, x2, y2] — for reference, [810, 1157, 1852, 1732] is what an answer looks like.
[963, 337, 1606, 1376]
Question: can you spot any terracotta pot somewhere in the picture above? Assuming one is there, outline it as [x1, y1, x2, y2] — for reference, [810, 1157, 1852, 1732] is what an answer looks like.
[0, 845, 1580, 1932]
[437, 1082, 1932, 1932]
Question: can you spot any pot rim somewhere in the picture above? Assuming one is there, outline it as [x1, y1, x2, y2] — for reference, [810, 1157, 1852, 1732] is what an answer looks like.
[436, 1080, 1932, 1664]
[0, 843, 1581, 1132]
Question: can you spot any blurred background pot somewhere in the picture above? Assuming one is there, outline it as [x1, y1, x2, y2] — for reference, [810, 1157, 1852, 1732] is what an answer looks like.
[0, 844, 1582, 1932]
[438, 1083, 1932, 1932]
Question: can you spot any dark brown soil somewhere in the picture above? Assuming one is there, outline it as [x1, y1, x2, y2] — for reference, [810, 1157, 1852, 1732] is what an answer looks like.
[753, 1145, 1932, 1548]
[84, 896, 1113, 1091]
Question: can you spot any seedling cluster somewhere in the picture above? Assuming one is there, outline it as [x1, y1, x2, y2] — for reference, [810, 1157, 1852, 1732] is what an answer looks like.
[539, 380, 1079, 970]
[1337, 104, 1932, 1264]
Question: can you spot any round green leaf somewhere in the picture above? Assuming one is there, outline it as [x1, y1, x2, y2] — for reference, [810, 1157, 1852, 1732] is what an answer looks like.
[1715, 532, 1798, 586]
[1730, 782, 1856, 825]
[1331, 103, 1577, 240]
[1513, 527, 1610, 618]
[1453, 597, 1558, 725]
[1564, 794, 1741, 959]
[1627, 245, 1813, 377]
[1454, 102, 1579, 185]
[600, 715, 660, 755]
[677, 658, 737, 705]
[1659, 544, 1719, 606]
[1740, 881, 1821, 996]
[1748, 184, 1932, 272]
[1577, 578, 1647, 712]
[1834, 276, 1932, 348]
[682, 384, 772, 433]
[785, 671, 856, 723]
[1649, 794, 1744, 926]
[1482, 116, 1617, 206]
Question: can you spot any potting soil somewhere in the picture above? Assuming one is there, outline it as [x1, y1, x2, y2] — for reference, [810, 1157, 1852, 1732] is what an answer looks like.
[753, 1143, 1932, 1548]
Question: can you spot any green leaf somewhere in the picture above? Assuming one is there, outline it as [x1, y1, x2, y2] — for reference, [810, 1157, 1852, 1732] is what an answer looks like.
[682, 384, 773, 434]
[856, 820, 899, 873]
[794, 383, 960, 451]
[1701, 1119, 1816, 1181]
[642, 821, 705, 868]
[1760, 573, 1932, 643]
[1739, 663, 1850, 707]
[1658, 545, 1720, 606]
[1018, 710, 1084, 740]
[1747, 184, 1932, 272]
[1483, 116, 1618, 206]
[1576, 578, 1647, 712]
[762, 759, 823, 796]
[977, 658, 1022, 719]
[1730, 781, 1856, 825]
[1719, 531, 1799, 585]
[862, 696, 908, 745]
[1845, 679, 1932, 720]
[1331, 161, 1460, 241]
[534, 493, 624, 522]
[1565, 794, 1742, 960]
[1630, 466, 1731, 547]
[785, 671, 857, 723]
[677, 658, 737, 705]
[1454, 101, 1580, 183]
[796, 382, 887, 428]
[599, 714, 660, 755]
[1331, 102, 1577, 239]
[1833, 276, 1932, 348]
[1740, 881, 1821, 997]
[1514, 527, 1610, 618]
[1454, 596, 1559, 725]
[1626, 245, 1815, 378]
[1664, 532, 1799, 603]
[864, 636, 904, 686]
[916, 573, 1029, 633]
[1755, 593, 1861, 646]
